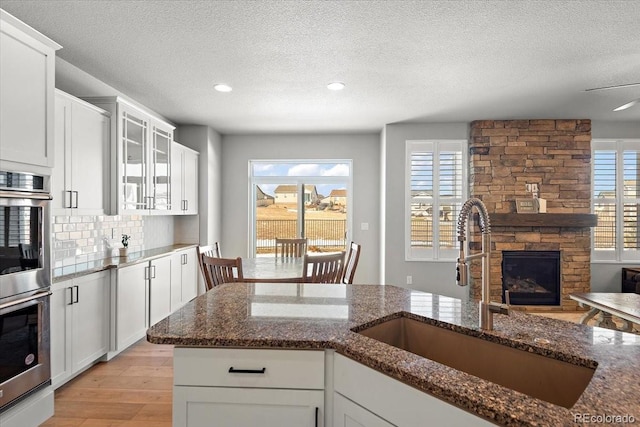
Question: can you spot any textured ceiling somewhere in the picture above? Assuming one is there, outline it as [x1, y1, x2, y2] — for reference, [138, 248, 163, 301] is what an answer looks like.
[2, 0, 639, 133]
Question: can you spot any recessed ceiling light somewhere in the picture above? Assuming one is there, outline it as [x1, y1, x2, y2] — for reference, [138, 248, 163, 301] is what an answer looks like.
[214, 83, 232, 93]
[327, 82, 345, 91]
[613, 98, 639, 111]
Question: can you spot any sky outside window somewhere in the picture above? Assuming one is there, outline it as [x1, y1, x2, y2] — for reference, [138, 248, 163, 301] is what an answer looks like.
[252, 162, 349, 197]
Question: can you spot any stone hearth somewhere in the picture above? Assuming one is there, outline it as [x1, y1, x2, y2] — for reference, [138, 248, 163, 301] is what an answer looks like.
[468, 119, 592, 311]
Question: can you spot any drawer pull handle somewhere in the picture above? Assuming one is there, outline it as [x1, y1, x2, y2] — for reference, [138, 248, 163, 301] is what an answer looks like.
[228, 367, 266, 374]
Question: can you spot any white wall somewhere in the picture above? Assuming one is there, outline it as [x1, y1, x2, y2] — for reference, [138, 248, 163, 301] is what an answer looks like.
[382, 122, 470, 300]
[221, 133, 380, 285]
[592, 120, 640, 139]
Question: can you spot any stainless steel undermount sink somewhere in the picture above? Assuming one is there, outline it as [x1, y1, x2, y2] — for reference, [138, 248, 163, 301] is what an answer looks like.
[356, 316, 596, 408]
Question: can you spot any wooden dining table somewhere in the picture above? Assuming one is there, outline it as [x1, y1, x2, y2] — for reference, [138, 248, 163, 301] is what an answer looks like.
[569, 292, 640, 333]
[241, 257, 305, 282]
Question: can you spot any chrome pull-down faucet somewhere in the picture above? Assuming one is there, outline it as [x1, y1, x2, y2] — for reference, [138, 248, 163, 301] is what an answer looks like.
[456, 198, 509, 330]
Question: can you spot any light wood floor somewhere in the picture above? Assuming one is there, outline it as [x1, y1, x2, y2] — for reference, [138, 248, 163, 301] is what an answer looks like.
[41, 339, 175, 426]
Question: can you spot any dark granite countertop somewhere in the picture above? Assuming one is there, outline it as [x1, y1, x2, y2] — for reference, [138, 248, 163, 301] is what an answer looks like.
[146, 282, 640, 427]
[52, 244, 197, 283]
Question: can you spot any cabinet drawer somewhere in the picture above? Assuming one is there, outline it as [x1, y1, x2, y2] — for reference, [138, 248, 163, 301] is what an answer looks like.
[174, 348, 324, 389]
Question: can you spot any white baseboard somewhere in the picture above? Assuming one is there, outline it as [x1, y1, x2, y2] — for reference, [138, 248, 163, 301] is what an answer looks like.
[0, 386, 54, 427]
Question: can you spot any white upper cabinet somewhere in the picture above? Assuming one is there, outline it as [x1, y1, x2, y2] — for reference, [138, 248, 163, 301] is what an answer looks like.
[53, 90, 110, 215]
[171, 142, 199, 215]
[0, 9, 61, 171]
[83, 96, 178, 215]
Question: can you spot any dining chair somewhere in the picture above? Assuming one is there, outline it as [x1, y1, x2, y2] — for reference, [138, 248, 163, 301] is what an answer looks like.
[302, 251, 345, 283]
[275, 238, 307, 260]
[197, 243, 222, 279]
[341, 242, 361, 284]
[201, 255, 244, 290]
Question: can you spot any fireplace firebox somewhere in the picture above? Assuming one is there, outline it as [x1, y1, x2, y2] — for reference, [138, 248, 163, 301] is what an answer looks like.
[501, 251, 561, 306]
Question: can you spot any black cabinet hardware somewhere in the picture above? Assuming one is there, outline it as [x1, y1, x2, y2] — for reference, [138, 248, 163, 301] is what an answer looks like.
[227, 367, 266, 374]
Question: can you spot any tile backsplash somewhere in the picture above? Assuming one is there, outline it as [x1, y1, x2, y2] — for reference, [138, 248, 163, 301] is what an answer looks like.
[52, 214, 144, 269]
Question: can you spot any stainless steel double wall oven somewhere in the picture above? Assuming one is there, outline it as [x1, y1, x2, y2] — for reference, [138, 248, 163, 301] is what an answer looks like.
[0, 170, 52, 412]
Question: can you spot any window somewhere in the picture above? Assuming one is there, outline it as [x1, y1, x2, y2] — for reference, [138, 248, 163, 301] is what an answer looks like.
[406, 140, 466, 260]
[249, 161, 352, 257]
[592, 139, 640, 261]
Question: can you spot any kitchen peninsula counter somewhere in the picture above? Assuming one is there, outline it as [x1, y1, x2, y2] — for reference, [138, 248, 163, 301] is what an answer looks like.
[147, 282, 640, 426]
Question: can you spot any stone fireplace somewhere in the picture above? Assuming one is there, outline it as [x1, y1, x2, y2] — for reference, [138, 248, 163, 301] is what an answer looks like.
[468, 119, 595, 311]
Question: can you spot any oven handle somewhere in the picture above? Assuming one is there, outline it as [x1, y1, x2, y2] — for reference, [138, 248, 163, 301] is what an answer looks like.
[0, 190, 53, 200]
[0, 290, 52, 310]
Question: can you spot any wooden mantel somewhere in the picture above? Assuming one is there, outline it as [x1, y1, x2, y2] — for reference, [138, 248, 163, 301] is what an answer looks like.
[483, 213, 598, 228]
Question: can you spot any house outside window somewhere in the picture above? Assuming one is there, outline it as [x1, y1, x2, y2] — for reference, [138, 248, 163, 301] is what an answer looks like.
[405, 140, 467, 261]
[592, 139, 640, 262]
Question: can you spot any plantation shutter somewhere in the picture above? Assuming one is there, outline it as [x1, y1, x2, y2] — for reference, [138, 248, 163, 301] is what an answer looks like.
[437, 148, 464, 248]
[407, 140, 466, 260]
[592, 141, 640, 260]
[593, 150, 617, 250]
[410, 147, 435, 250]
[623, 149, 640, 251]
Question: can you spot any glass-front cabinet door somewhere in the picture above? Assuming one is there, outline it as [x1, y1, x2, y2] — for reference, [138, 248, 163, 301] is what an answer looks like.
[121, 105, 148, 212]
[82, 96, 180, 215]
[150, 122, 172, 211]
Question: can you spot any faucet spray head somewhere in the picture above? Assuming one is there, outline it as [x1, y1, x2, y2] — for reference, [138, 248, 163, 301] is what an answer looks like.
[456, 259, 468, 286]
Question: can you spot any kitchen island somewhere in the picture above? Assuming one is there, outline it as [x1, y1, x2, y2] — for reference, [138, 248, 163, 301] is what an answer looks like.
[147, 282, 640, 426]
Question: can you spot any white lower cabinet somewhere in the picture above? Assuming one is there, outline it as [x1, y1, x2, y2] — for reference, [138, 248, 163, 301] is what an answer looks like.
[149, 256, 172, 327]
[113, 251, 196, 356]
[114, 262, 148, 352]
[333, 393, 394, 427]
[50, 271, 109, 388]
[333, 354, 493, 427]
[170, 248, 198, 312]
[174, 386, 324, 427]
[173, 348, 325, 427]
